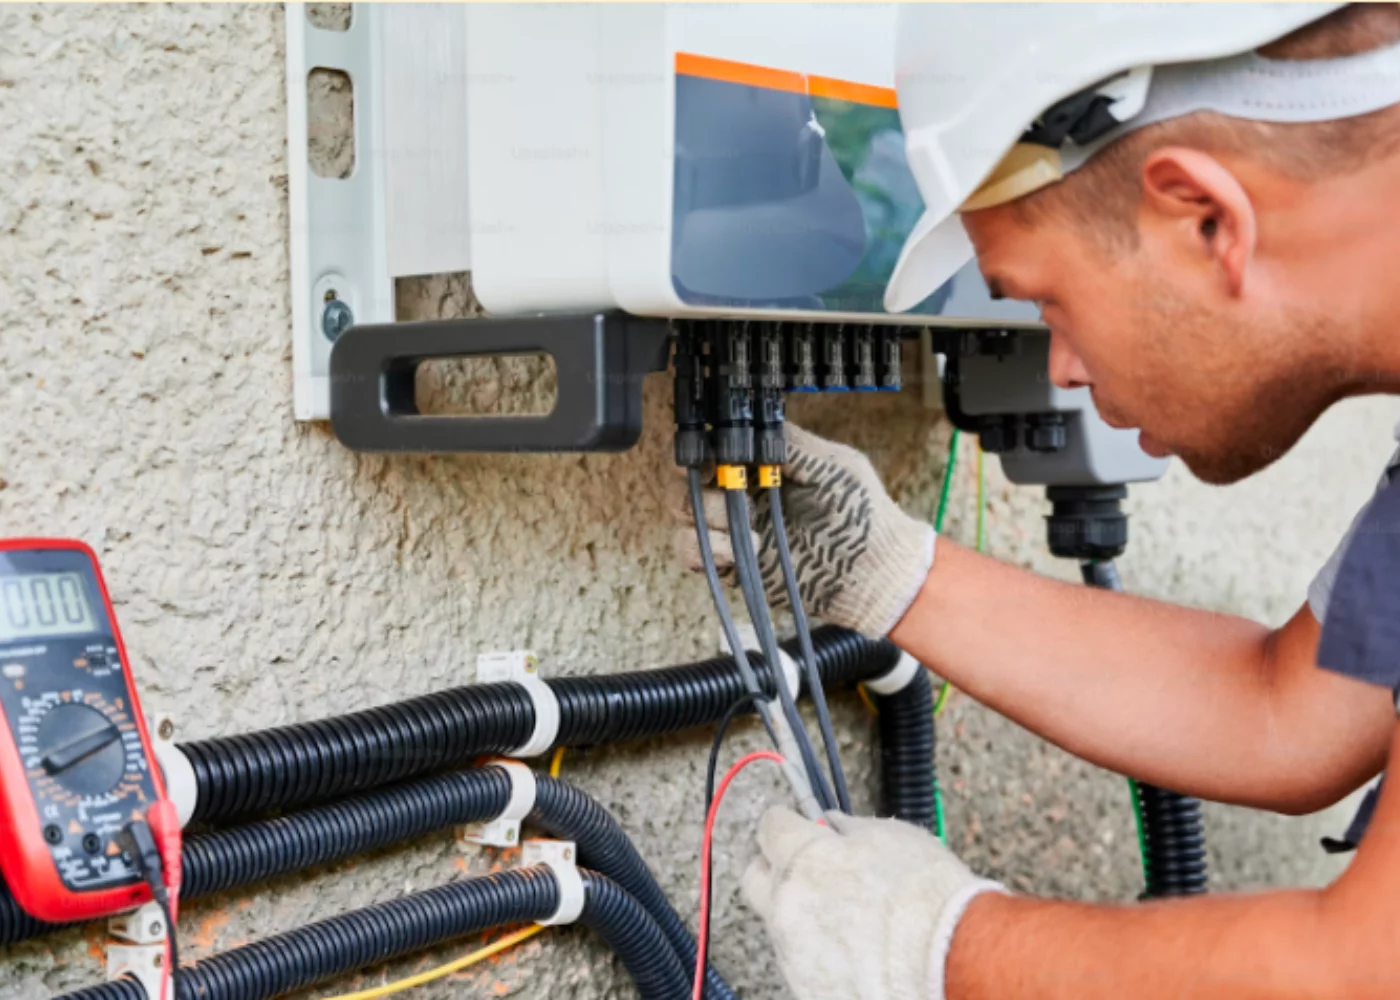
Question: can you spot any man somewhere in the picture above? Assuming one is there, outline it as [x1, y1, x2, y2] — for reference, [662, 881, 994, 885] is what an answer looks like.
[675, 5, 1400, 998]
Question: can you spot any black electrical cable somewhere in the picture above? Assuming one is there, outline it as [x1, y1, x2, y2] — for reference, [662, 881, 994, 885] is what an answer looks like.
[53, 868, 690, 1000]
[705, 692, 770, 810]
[686, 467, 780, 750]
[725, 487, 836, 811]
[766, 485, 852, 813]
[699, 690, 769, 977]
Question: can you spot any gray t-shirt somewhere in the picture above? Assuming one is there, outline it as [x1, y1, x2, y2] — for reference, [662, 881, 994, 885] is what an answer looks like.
[1307, 425, 1400, 624]
[1309, 424, 1400, 853]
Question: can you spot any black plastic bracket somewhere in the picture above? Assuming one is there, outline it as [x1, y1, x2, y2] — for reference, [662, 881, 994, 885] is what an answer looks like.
[329, 312, 672, 453]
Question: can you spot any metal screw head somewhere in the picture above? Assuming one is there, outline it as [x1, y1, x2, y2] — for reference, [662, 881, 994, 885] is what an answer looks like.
[150, 920, 163, 937]
[153, 954, 163, 968]
[321, 297, 354, 342]
[563, 848, 573, 861]
[157, 719, 175, 741]
[505, 828, 517, 843]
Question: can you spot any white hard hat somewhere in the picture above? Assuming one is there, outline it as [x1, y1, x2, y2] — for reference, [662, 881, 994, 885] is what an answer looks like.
[884, 2, 1350, 313]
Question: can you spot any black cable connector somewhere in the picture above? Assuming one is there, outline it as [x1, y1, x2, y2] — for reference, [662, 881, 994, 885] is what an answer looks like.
[673, 324, 709, 470]
[754, 323, 787, 467]
[786, 324, 819, 392]
[853, 326, 878, 390]
[708, 321, 754, 466]
[820, 324, 849, 391]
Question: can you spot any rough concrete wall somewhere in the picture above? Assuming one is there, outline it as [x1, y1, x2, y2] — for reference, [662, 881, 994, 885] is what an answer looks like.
[1, 4, 1397, 998]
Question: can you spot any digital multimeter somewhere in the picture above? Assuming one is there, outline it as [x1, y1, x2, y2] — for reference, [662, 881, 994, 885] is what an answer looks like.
[0, 539, 166, 923]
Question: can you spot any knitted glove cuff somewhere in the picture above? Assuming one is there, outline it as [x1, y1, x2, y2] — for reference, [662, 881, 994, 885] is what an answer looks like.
[832, 513, 937, 639]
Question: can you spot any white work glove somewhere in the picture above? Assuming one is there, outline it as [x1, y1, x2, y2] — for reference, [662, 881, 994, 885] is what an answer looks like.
[670, 425, 936, 638]
[742, 807, 1004, 1000]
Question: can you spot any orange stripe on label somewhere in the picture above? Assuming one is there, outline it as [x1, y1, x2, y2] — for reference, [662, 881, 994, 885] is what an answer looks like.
[675, 52, 897, 110]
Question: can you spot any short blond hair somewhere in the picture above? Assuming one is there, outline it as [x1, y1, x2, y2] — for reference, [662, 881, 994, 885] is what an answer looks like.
[1014, 4, 1400, 249]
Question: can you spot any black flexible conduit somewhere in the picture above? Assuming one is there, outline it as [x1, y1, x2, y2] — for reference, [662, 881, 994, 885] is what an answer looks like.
[531, 776, 733, 1000]
[179, 626, 902, 823]
[1, 772, 736, 1000]
[1083, 561, 1209, 898]
[53, 868, 690, 1000]
[1133, 783, 1209, 898]
[15, 627, 936, 1000]
[874, 668, 938, 830]
[3, 631, 933, 951]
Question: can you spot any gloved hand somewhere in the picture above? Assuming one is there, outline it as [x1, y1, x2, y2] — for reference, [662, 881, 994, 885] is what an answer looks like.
[742, 807, 1004, 1000]
[670, 425, 936, 638]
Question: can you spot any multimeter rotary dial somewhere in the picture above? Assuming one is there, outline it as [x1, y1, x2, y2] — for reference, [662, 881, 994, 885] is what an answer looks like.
[19, 691, 148, 812]
[34, 701, 127, 796]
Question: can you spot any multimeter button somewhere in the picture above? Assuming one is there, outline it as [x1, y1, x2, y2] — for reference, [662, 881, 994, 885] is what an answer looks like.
[36, 704, 127, 796]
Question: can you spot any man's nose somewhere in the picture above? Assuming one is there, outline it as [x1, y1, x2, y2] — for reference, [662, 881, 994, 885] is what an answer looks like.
[1047, 332, 1091, 390]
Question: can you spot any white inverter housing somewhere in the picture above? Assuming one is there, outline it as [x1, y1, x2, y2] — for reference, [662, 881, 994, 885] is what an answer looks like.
[462, 4, 1039, 328]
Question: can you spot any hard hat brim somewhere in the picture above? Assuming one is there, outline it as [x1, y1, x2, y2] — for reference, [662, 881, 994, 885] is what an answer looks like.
[883, 211, 975, 314]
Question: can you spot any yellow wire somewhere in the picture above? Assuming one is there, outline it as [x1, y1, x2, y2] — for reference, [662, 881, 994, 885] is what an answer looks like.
[856, 684, 878, 715]
[933, 680, 952, 717]
[323, 925, 547, 1000]
[548, 746, 565, 778]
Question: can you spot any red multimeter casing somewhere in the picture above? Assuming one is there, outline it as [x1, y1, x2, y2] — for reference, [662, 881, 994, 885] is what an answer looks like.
[0, 538, 166, 923]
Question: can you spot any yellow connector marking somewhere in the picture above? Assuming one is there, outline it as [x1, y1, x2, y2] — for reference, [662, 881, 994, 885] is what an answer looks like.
[716, 464, 748, 490]
[758, 466, 782, 488]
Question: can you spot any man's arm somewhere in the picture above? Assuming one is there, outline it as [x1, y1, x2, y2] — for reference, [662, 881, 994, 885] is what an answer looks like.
[944, 724, 1400, 1000]
[890, 540, 1392, 812]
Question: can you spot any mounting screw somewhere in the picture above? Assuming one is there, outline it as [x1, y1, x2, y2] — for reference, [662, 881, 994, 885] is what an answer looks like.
[149, 920, 163, 937]
[157, 719, 175, 741]
[43, 825, 63, 845]
[321, 295, 354, 342]
[82, 833, 102, 854]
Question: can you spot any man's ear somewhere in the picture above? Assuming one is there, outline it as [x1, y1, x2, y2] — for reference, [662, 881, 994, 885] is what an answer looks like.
[1140, 148, 1256, 296]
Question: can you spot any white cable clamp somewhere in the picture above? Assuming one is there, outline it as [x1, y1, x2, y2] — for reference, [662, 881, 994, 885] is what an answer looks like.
[108, 901, 168, 1000]
[476, 650, 560, 758]
[722, 624, 802, 701]
[149, 713, 198, 828]
[458, 759, 536, 848]
[522, 839, 584, 926]
[864, 651, 922, 696]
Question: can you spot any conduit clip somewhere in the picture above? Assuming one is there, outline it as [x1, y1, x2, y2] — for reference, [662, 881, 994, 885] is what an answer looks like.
[149, 713, 198, 828]
[864, 650, 923, 696]
[523, 839, 584, 926]
[107, 900, 168, 1000]
[459, 759, 536, 849]
[476, 650, 560, 758]
[719, 624, 803, 701]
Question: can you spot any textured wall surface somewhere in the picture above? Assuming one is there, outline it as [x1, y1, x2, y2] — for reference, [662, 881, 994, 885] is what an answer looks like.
[2, 5, 1398, 999]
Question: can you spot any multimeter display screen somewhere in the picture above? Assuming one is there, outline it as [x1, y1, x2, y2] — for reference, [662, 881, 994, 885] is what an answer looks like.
[0, 573, 99, 642]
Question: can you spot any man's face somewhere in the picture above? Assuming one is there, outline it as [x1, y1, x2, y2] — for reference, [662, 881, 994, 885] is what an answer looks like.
[961, 198, 1336, 485]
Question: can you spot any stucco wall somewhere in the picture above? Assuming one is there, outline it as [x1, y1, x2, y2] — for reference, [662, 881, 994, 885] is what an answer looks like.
[3, 5, 1398, 998]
